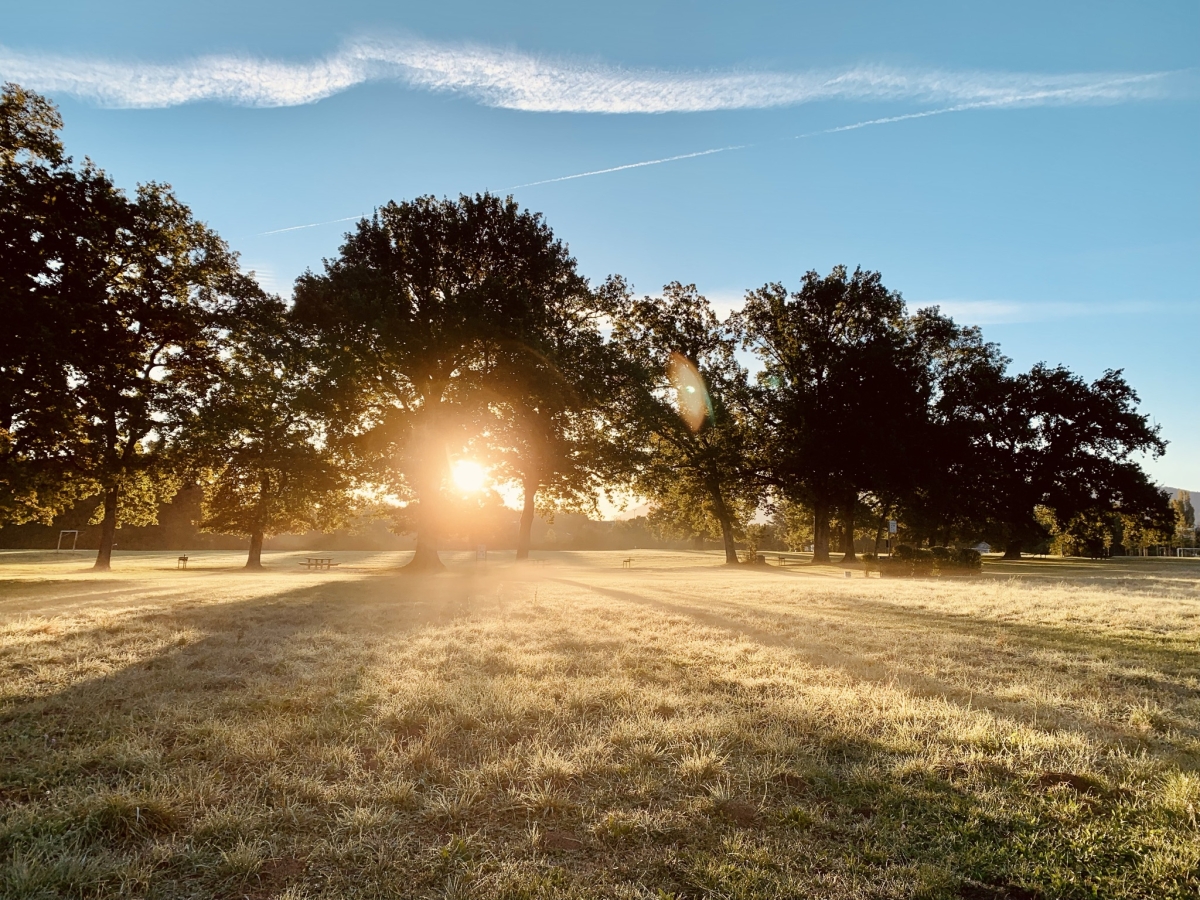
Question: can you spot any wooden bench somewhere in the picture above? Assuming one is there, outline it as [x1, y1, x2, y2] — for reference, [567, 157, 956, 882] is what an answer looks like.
[621, 557, 634, 569]
[176, 555, 189, 569]
[299, 557, 339, 570]
[774, 555, 803, 567]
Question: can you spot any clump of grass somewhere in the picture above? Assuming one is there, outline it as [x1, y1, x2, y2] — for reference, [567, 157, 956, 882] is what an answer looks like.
[677, 741, 727, 782]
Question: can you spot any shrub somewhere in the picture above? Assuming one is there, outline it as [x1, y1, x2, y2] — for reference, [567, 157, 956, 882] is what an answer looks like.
[949, 547, 982, 572]
[879, 545, 934, 577]
[879, 545, 980, 577]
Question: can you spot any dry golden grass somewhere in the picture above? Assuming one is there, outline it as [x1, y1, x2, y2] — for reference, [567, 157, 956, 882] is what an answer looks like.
[0, 549, 1197, 899]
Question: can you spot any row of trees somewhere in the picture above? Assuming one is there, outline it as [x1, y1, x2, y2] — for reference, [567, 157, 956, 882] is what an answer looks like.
[1, 84, 1176, 570]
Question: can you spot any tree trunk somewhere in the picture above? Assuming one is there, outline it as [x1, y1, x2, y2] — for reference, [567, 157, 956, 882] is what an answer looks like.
[93, 485, 119, 571]
[516, 476, 537, 560]
[708, 484, 739, 564]
[246, 529, 264, 569]
[404, 494, 446, 573]
[840, 494, 857, 563]
[1002, 540, 1022, 560]
[406, 538, 445, 572]
[812, 500, 831, 564]
[717, 513, 738, 564]
[402, 423, 446, 574]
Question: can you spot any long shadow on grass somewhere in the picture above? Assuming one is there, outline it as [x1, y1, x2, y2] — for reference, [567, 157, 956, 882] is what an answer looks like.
[0, 571, 495, 762]
[2, 571, 1195, 899]
[682, 583, 1200, 689]
[554, 577, 1198, 747]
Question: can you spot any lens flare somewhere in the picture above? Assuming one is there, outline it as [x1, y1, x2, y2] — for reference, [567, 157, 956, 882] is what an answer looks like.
[450, 459, 488, 493]
[666, 351, 713, 433]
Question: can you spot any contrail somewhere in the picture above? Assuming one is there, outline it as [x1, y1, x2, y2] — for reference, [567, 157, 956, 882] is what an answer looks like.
[512, 102, 992, 190]
[254, 100, 1075, 234]
[257, 214, 365, 236]
[803, 102, 987, 135]
[510, 144, 751, 189]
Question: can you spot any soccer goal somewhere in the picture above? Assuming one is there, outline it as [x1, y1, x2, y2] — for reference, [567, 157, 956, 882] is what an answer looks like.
[56, 530, 80, 552]
[1177, 547, 1200, 558]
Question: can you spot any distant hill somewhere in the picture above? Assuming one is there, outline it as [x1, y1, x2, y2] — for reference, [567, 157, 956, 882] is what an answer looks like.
[1163, 486, 1195, 500]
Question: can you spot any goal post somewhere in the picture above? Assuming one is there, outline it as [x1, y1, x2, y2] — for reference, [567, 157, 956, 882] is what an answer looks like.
[56, 530, 80, 552]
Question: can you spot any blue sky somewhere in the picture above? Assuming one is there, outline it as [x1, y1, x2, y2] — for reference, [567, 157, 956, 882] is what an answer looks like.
[6, 1, 1198, 487]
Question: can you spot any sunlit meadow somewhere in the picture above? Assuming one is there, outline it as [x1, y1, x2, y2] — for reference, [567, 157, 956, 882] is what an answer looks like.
[1, 551, 1197, 899]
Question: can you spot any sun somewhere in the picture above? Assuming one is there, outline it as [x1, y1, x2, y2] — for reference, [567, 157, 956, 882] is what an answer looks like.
[450, 459, 488, 494]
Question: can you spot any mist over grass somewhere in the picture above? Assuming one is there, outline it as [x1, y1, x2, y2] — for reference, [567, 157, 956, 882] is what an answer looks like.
[0, 551, 1197, 898]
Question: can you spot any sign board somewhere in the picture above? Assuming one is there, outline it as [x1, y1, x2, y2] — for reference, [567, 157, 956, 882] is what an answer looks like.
[888, 519, 897, 534]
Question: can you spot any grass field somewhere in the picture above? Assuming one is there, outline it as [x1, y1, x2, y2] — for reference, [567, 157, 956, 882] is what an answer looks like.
[1, 550, 1198, 899]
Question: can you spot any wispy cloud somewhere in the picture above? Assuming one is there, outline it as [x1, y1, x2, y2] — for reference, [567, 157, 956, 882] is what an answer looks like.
[0, 37, 1181, 112]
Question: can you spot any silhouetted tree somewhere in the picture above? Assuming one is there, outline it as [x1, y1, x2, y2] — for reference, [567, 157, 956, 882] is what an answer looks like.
[1, 83, 105, 524]
[890, 309, 1010, 544]
[292, 194, 581, 571]
[183, 296, 353, 568]
[483, 265, 622, 560]
[735, 267, 921, 563]
[949, 364, 1171, 558]
[1, 85, 259, 568]
[609, 282, 760, 564]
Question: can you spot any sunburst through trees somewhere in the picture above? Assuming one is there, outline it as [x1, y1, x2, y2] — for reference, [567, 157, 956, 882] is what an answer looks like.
[0, 84, 1177, 568]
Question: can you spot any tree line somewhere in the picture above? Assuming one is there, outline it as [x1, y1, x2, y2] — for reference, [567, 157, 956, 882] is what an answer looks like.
[1, 85, 1176, 571]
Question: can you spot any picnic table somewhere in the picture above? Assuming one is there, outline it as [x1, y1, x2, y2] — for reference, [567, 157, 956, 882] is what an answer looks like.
[299, 557, 339, 570]
[774, 555, 804, 567]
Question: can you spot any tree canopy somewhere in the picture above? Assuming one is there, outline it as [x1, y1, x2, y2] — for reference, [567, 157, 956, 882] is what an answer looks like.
[183, 295, 353, 568]
[292, 193, 593, 571]
[610, 282, 761, 564]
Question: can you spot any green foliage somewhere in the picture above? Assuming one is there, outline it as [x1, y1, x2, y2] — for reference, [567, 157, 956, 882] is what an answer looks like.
[772, 499, 814, 552]
[181, 296, 354, 564]
[293, 193, 588, 569]
[608, 281, 761, 563]
[1173, 491, 1195, 530]
[1171, 491, 1196, 548]
[880, 545, 980, 577]
[1, 86, 261, 568]
[0, 82, 63, 168]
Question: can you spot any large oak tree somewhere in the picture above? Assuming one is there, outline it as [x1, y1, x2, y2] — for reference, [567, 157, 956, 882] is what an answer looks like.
[609, 282, 759, 564]
[2, 85, 260, 569]
[735, 267, 922, 563]
[184, 296, 353, 568]
[293, 193, 585, 571]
